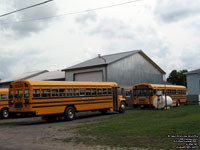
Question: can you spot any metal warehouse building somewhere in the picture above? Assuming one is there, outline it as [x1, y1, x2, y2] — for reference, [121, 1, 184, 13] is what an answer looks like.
[185, 69, 200, 105]
[62, 50, 165, 88]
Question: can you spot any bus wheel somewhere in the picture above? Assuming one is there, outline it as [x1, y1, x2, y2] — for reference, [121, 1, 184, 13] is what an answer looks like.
[119, 102, 126, 113]
[1, 109, 9, 119]
[65, 107, 75, 121]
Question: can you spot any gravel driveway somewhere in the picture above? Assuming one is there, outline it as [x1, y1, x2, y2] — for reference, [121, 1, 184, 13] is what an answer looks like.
[0, 112, 120, 150]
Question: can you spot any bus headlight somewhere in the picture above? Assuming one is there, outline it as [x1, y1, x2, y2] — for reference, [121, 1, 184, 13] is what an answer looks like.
[9, 100, 13, 105]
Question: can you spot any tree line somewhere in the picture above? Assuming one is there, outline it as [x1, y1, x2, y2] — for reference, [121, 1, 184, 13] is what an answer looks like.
[167, 69, 188, 87]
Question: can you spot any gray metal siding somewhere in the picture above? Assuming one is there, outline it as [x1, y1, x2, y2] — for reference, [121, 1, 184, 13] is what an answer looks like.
[107, 53, 164, 86]
[74, 71, 103, 81]
[187, 74, 200, 95]
[65, 66, 106, 81]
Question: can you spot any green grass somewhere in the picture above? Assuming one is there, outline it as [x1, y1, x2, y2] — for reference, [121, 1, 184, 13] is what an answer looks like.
[73, 106, 200, 149]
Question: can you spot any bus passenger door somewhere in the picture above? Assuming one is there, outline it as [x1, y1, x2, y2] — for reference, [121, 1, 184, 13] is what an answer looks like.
[113, 87, 118, 111]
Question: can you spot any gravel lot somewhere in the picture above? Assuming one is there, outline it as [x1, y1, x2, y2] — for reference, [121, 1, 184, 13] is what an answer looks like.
[0, 112, 122, 150]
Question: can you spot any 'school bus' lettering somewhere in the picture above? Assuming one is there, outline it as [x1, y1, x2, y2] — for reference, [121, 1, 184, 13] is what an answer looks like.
[132, 83, 187, 108]
[9, 80, 126, 121]
[0, 88, 9, 119]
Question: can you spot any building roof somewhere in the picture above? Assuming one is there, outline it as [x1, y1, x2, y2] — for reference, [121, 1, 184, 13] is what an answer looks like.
[185, 69, 200, 75]
[11, 80, 118, 87]
[28, 70, 65, 81]
[0, 70, 48, 84]
[133, 83, 186, 89]
[62, 50, 166, 74]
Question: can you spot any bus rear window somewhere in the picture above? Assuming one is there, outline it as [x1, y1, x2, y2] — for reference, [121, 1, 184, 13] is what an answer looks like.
[15, 90, 23, 98]
[24, 90, 30, 98]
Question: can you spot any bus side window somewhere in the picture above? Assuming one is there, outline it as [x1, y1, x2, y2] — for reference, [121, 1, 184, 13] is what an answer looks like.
[98, 88, 102, 96]
[86, 88, 91, 96]
[52, 89, 58, 97]
[92, 88, 96, 96]
[67, 88, 72, 97]
[42, 89, 50, 98]
[80, 88, 85, 96]
[108, 88, 112, 95]
[73, 88, 79, 96]
[0, 94, 7, 100]
[59, 89, 66, 97]
[33, 89, 40, 98]
[103, 88, 107, 95]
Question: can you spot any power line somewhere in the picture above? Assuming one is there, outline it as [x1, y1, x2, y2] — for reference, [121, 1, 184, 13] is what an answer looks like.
[0, 0, 144, 25]
[0, 0, 53, 18]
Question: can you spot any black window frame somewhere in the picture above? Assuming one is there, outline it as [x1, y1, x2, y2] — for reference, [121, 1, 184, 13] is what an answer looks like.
[41, 89, 51, 98]
[52, 89, 59, 97]
[59, 88, 66, 97]
[33, 89, 40, 98]
[86, 88, 91, 96]
[67, 88, 72, 97]
[73, 88, 79, 97]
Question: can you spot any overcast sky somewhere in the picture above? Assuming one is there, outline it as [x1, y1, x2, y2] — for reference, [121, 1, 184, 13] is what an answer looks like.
[0, 0, 200, 79]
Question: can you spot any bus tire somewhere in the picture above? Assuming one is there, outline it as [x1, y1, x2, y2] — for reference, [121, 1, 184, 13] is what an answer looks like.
[65, 106, 75, 121]
[1, 108, 9, 119]
[119, 102, 126, 113]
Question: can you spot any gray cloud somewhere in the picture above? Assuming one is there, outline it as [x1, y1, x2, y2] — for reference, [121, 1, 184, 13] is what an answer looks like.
[75, 12, 97, 25]
[90, 18, 135, 39]
[154, 0, 200, 23]
[181, 49, 200, 70]
[0, 49, 49, 79]
[0, 0, 58, 37]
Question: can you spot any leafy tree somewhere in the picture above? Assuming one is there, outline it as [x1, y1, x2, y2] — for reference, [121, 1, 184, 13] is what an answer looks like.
[167, 69, 188, 86]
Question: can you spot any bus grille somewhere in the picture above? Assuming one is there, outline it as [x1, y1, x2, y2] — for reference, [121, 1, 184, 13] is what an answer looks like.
[15, 102, 23, 108]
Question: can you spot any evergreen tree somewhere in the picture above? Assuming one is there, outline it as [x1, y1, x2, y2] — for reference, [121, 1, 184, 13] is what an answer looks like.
[167, 69, 188, 86]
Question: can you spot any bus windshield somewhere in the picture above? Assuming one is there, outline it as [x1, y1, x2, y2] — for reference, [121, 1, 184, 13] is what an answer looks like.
[133, 89, 153, 97]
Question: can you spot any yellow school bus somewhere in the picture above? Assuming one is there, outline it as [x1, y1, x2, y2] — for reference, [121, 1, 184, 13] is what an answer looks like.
[0, 88, 9, 119]
[132, 83, 187, 108]
[9, 80, 126, 121]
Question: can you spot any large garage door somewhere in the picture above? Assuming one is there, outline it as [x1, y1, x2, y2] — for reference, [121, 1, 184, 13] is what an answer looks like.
[74, 71, 103, 81]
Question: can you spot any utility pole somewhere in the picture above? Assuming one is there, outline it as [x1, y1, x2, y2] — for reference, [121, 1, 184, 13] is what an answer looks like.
[98, 54, 107, 81]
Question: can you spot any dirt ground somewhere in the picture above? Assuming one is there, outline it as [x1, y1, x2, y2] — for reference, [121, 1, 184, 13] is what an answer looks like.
[0, 112, 131, 150]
